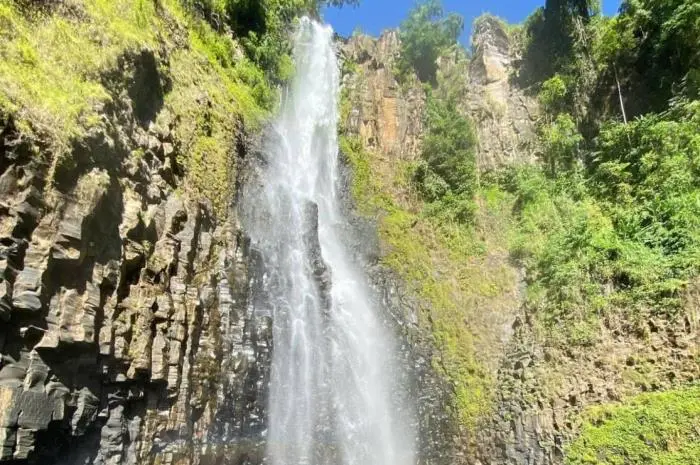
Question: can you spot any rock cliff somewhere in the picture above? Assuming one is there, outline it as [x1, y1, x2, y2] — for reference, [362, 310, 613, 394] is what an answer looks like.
[0, 2, 272, 462]
[338, 19, 539, 463]
[1, 5, 696, 465]
[338, 15, 699, 465]
[0, 5, 463, 465]
[0, 88, 271, 465]
[467, 17, 539, 170]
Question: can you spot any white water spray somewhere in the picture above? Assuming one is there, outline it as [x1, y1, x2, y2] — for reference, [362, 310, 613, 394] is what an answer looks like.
[241, 18, 415, 465]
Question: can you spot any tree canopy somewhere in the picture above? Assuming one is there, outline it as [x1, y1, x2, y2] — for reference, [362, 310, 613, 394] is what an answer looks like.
[397, 0, 463, 83]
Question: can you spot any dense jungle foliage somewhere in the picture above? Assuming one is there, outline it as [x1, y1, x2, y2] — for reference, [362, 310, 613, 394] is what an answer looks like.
[387, 0, 699, 462]
[395, 0, 700, 347]
[506, 0, 700, 342]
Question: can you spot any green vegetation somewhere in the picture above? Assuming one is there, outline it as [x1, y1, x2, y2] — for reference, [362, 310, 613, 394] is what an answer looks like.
[495, 103, 700, 343]
[395, 1, 478, 224]
[382, 0, 498, 427]
[480, 1, 700, 461]
[520, 0, 699, 117]
[0, 0, 160, 151]
[396, 0, 463, 83]
[395, 1, 480, 223]
[518, 0, 598, 86]
[340, 134, 513, 429]
[488, 0, 700, 346]
[181, 0, 358, 83]
[341, 0, 506, 430]
[0, 0, 338, 214]
[345, 0, 699, 445]
[566, 385, 700, 465]
[414, 93, 477, 222]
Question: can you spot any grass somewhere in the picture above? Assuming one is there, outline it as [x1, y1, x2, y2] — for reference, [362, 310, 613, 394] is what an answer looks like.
[566, 385, 700, 465]
[0, 0, 276, 214]
[0, 0, 138, 150]
[341, 133, 519, 428]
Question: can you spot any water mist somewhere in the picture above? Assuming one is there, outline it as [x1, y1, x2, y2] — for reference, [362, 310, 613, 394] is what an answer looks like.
[241, 18, 415, 465]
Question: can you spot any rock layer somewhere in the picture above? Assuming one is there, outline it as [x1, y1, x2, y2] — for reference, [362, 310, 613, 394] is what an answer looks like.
[467, 17, 539, 170]
[0, 67, 268, 465]
[340, 31, 469, 465]
[339, 17, 699, 465]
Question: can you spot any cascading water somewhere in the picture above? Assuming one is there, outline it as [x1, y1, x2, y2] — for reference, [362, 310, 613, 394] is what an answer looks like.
[241, 18, 415, 465]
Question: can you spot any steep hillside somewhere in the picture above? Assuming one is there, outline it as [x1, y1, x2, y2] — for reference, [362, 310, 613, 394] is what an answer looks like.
[0, 2, 461, 465]
[0, 1, 284, 463]
[0, 0, 697, 464]
[338, 2, 699, 464]
[340, 21, 527, 456]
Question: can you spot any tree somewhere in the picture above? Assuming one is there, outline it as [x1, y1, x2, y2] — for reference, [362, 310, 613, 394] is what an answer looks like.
[415, 94, 477, 221]
[540, 113, 582, 175]
[320, 0, 360, 6]
[397, 0, 463, 83]
[615, 0, 700, 112]
[545, 0, 598, 25]
[518, 0, 599, 85]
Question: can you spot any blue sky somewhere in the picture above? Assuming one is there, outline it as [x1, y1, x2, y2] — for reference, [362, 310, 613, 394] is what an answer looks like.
[322, 0, 623, 45]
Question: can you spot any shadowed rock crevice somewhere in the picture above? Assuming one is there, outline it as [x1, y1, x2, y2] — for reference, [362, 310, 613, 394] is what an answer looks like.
[127, 50, 168, 128]
[302, 201, 332, 313]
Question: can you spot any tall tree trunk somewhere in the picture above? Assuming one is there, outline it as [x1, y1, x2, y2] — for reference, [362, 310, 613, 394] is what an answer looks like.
[614, 65, 628, 125]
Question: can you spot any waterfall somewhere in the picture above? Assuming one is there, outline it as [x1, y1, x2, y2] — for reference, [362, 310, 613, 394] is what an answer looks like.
[241, 17, 415, 465]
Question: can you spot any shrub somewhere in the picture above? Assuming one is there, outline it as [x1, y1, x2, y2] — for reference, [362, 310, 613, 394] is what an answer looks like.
[397, 0, 463, 83]
[498, 99, 700, 346]
[540, 113, 583, 175]
[538, 74, 569, 115]
[415, 94, 477, 222]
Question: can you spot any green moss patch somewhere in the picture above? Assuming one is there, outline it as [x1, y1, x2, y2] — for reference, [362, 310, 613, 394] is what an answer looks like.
[566, 385, 700, 465]
[341, 134, 519, 429]
[0, 0, 278, 214]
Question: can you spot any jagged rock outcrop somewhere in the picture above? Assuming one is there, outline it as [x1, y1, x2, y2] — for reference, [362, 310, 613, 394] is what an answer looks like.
[467, 17, 539, 170]
[342, 31, 426, 164]
[472, 291, 700, 465]
[339, 18, 698, 465]
[340, 31, 469, 465]
[342, 19, 538, 176]
[0, 77, 269, 465]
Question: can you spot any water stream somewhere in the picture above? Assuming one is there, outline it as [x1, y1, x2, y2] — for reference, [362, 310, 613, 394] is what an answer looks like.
[241, 18, 414, 465]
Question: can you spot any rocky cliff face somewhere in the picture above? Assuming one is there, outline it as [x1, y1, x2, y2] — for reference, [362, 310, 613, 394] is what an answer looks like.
[0, 10, 465, 465]
[0, 61, 269, 465]
[339, 17, 700, 465]
[3, 6, 694, 465]
[467, 18, 539, 170]
[341, 31, 426, 163]
[475, 303, 699, 465]
[340, 30, 471, 465]
[339, 19, 539, 461]
[339, 18, 540, 173]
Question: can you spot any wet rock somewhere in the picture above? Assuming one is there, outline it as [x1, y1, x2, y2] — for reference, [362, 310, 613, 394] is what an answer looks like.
[13, 428, 34, 460]
[0, 427, 16, 460]
[17, 390, 53, 430]
[302, 201, 332, 311]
